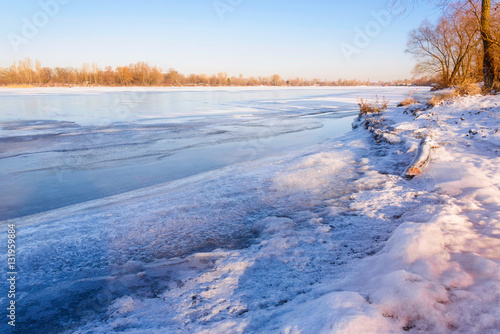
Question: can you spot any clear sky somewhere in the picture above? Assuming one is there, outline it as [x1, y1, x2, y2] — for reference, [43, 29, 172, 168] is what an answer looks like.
[0, 0, 440, 81]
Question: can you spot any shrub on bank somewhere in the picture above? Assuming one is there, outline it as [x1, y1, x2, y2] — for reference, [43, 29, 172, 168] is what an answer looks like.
[358, 96, 388, 116]
[428, 82, 482, 107]
[398, 97, 417, 107]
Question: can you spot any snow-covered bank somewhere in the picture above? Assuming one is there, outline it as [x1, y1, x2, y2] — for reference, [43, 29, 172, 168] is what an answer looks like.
[277, 95, 500, 333]
[1, 88, 499, 333]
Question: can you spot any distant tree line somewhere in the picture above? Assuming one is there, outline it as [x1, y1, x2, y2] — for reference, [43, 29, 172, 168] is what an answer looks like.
[406, 0, 500, 89]
[0, 58, 433, 87]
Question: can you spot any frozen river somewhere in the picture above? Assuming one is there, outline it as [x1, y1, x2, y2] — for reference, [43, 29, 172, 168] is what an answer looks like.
[0, 86, 427, 333]
[0, 87, 415, 220]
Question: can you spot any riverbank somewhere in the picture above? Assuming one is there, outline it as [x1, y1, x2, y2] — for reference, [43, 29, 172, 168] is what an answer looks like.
[279, 94, 500, 333]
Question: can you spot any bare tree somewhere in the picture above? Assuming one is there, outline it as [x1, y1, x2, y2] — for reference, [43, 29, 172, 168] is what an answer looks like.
[397, 0, 498, 88]
[271, 74, 285, 86]
[116, 66, 133, 86]
[406, 2, 481, 85]
[479, 0, 497, 86]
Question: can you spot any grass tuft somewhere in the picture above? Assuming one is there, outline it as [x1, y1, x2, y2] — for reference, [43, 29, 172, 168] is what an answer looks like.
[358, 96, 388, 116]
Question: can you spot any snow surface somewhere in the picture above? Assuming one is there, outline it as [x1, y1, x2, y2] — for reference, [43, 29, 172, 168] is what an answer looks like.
[1, 87, 499, 333]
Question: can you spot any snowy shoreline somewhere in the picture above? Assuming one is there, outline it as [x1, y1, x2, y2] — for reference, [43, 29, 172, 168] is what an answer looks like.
[1, 90, 499, 333]
[280, 95, 500, 333]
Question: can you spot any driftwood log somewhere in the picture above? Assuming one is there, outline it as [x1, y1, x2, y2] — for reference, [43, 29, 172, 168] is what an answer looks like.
[404, 137, 439, 177]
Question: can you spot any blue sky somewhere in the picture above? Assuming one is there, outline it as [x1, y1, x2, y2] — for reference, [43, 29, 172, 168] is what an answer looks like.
[0, 0, 440, 80]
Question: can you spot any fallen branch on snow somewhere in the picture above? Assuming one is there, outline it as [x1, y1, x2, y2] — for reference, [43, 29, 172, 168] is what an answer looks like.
[476, 108, 500, 120]
[456, 100, 500, 120]
[404, 137, 439, 178]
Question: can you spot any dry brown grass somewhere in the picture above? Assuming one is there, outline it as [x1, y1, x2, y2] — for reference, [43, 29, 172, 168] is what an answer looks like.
[397, 90, 419, 107]
[428, 81, 482, 107]
[483, 81, 500, 95]
[398, 97, 417, 107]
[428, 91, 458, 107]
[456, 81, 482, 96]
[358, 96, 389, 116]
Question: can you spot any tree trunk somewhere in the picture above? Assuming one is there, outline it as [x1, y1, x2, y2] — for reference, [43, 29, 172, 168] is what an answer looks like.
[481, 0, 496, 88]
